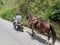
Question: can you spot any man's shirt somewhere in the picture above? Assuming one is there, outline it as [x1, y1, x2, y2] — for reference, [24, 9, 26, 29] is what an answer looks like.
[16, 15, 22, 24]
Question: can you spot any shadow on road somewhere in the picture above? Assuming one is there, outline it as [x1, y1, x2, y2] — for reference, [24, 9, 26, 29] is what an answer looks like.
[26, 31, 51, 45]
[13, 28, 24, 32]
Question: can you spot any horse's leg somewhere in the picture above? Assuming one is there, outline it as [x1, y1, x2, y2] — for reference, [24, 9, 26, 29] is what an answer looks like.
[31, 29, 34, 37]
[45, 33, 50, 45]
[50, 24, 56, 45]
[31, 24, 35, 37]
[48, 34, 50, 40]
[52, 35, 56, 45]
[45, 36, 49, 45]
[31, 27, 35, 37]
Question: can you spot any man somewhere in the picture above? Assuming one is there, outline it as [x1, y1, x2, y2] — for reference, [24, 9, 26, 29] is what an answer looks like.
[14, 13, 24, 29]
[15, 13, 22, 24]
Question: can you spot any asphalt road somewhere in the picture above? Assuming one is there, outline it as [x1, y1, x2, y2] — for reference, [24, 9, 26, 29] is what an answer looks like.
[0, 18, 60, 45]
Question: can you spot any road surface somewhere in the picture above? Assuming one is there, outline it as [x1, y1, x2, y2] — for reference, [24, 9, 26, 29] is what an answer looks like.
[0, 18, 60, 45]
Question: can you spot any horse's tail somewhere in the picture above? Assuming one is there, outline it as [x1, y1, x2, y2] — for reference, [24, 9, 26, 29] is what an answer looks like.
[50, 24, 56, 44]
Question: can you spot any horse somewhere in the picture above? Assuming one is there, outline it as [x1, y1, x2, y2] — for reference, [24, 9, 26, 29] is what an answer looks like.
[26, 13, 56, 45]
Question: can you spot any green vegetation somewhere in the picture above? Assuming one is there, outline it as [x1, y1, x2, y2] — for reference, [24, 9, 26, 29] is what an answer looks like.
[0, 0, 60, 40]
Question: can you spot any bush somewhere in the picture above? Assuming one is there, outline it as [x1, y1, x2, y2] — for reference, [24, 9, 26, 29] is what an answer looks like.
[0, 8, 16, 21]
[49, 12, 60, 23]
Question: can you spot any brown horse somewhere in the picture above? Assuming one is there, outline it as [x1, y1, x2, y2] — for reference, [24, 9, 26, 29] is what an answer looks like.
[26, 13, 56, 45]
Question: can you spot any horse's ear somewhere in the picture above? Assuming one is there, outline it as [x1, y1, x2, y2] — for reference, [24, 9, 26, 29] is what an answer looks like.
[26, 14, 29, 19]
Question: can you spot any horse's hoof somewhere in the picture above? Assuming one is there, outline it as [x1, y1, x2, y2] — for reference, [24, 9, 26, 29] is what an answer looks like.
[31, 34, 33, 37]
[33, 32, 35, 34]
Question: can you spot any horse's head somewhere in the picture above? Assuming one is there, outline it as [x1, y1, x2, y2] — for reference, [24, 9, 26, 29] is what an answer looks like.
[26, 13, 29, 19]
[26, 13, 32, 20]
